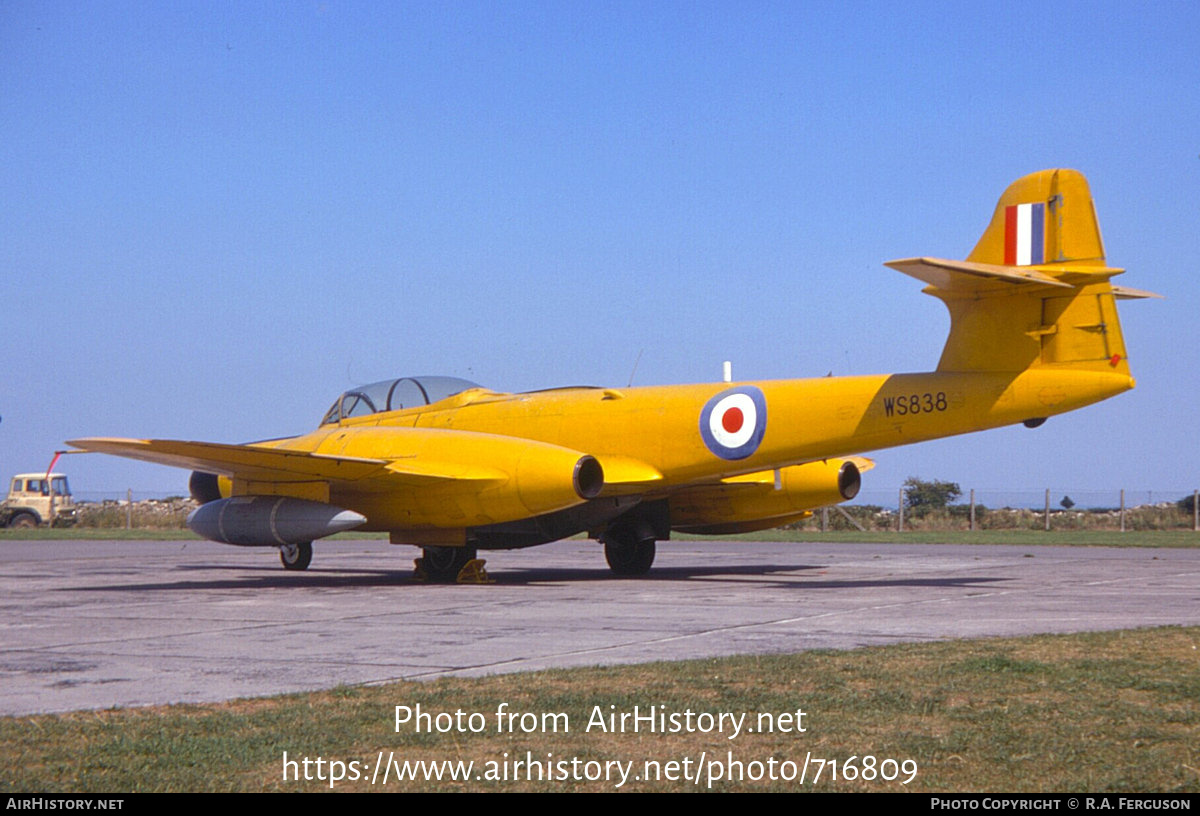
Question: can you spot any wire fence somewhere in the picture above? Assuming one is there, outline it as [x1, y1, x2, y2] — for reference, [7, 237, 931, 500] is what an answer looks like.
[850, 488, 1198, 512]
[818, 488, 1200, 532]
[76, 488, 1199, 509]
[75, 490, 190, 503]
[63, 486, 1200, 533]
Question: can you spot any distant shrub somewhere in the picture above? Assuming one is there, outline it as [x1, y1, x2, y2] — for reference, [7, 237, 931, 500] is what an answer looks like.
[75, 499, 194, 529]
[903, 477, 961, 517]
[948, 503, 987, 520]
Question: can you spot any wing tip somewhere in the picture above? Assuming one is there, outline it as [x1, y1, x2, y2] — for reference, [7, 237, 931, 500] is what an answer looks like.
[66, 437, 150, 450]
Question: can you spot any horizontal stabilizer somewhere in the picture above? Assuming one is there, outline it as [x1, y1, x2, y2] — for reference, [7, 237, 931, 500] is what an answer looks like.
[1111, 285, 1164, 300]
[885, 257, 1074, 290]
[893, 169, 1149, 374]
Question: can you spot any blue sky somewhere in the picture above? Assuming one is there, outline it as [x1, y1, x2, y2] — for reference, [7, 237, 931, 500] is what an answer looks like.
[2, 1, 1197, 500]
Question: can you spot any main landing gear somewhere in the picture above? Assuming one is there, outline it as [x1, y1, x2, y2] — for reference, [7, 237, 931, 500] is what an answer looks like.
[601, 522, 656, 576]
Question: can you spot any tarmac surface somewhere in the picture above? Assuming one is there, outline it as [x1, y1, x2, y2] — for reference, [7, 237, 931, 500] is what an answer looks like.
[2, 537, 1199, 715]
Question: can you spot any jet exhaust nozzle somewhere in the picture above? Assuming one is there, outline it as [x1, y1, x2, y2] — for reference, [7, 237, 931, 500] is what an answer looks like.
[187, 496, 366, 547]
[573, 455, 604, 500]
[837, 460, 861, 500]
[188, 471, 222, 504]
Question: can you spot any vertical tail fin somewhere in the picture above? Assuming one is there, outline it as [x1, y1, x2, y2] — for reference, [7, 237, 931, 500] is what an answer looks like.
[967, 168, 1106, 266]
[886, 169, 1157, 375]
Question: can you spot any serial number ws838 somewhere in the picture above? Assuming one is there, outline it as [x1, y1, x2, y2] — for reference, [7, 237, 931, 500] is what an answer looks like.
[882, 392, 948, 418]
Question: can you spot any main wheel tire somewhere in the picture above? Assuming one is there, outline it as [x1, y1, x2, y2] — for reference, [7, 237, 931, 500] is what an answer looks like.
[280, 541, 313, 571]
[422, 546, 477, 582]
[603, 532, 656, 576]
[7, 512, 38, 529]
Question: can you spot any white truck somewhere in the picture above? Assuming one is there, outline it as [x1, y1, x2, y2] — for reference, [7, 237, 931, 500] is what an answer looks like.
[1, 473, 78, 528]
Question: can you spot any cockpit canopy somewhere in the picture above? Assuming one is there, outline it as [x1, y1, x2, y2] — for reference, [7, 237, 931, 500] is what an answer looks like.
[320, 376, 482, 425]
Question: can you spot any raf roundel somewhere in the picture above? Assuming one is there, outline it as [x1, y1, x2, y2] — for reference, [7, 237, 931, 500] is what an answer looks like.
[699, 386, 767, 460]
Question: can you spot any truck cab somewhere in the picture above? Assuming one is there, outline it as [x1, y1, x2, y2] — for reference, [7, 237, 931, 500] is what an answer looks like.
[2, 473, 77, 527]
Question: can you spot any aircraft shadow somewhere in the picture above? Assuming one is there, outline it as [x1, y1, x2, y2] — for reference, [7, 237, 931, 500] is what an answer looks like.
[499, 565, 1010, 590]
[64, 562, 1010, 592]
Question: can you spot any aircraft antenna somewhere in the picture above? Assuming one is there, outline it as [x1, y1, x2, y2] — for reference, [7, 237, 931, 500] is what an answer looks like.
[627, 349, 644, 388]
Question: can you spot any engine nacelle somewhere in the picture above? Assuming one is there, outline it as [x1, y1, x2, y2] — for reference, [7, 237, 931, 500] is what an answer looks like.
[669, 459, 863, 535]
[187, 429, 604, 533]
[320, 427, 605, 529]
[187, 496, 366, 546]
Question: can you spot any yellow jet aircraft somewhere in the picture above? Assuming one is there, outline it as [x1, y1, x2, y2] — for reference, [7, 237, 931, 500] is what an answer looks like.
[71, 169, 1155, 580]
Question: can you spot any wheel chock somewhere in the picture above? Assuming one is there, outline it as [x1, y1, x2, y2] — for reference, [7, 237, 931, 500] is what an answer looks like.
[456, 558, 494, 584]
[412, 557, 430, 582]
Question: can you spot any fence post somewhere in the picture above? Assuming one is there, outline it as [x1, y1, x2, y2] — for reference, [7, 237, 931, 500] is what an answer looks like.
[969, 488, 976, 532]
[1120, 489, 1126, 532]
[898, 488, 904, 532]
[1044, 489, 1050, 531]
[1194, 489, 1198, 532]
[126, 488, 132, 530]
[820, 506, 828, 532]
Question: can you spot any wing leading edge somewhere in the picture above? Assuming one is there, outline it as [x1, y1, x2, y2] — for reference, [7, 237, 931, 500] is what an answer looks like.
[68, 437, 391, 483]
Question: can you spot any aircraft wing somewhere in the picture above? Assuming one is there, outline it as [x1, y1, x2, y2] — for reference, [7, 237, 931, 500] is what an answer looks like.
[69, 436, 666, 490]
[70, 431, 607, 529]
[66, 437, 503, 485]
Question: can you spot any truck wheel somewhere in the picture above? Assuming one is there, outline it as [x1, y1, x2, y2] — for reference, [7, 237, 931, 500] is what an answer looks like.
[7, 512, 38, 529]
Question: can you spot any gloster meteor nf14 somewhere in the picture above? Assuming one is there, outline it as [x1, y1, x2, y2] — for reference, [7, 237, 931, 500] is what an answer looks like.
[72, 170, 1155, 580]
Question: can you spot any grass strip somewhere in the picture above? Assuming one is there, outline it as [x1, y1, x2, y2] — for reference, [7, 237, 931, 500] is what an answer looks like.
[3, 627, 1197, 793]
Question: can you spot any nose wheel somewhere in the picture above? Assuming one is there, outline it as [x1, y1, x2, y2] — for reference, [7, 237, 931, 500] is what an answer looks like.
[419, 546, 479, 582]
[280, 541, 313, 571]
